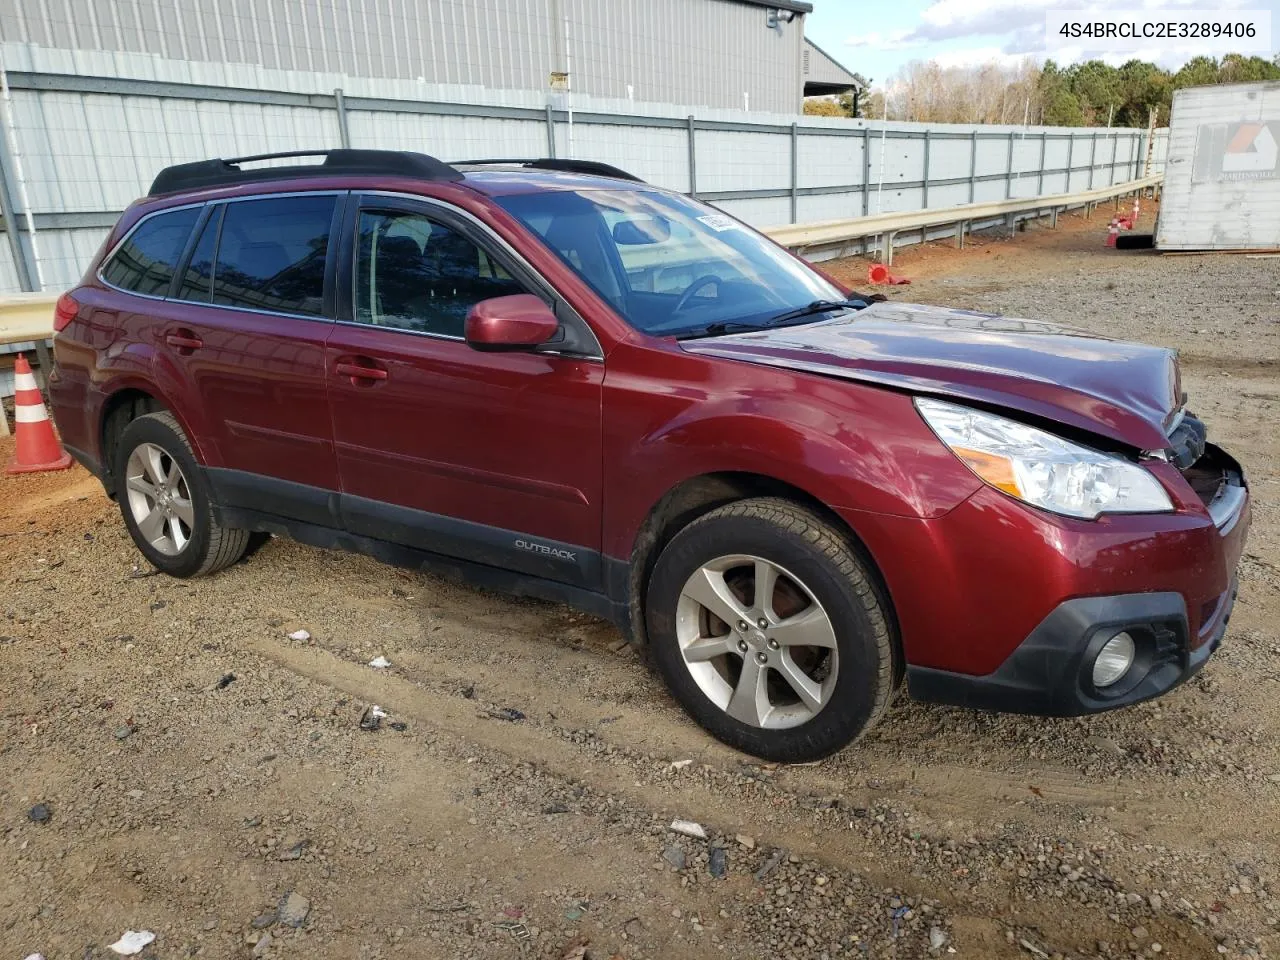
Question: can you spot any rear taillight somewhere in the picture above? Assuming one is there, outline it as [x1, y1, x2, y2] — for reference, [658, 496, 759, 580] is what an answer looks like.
[52, 292, 78, 333]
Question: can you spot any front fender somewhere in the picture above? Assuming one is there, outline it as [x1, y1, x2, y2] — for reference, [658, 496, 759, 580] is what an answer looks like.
[601, 341, 982, 561]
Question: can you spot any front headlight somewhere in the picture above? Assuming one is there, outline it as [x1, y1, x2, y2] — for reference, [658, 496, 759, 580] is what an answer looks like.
[915, 397, 1173, 520]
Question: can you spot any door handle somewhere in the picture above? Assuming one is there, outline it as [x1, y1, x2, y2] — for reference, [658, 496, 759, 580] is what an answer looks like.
[334, 360, 388, 381]
[165, 332, 203, 351]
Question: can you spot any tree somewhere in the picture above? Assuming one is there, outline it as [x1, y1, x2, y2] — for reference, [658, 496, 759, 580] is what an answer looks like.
[864, 53, 1277, 129]
[1040, 60, 1085, 125]
[880, 57, 1041, 123]
[1173, 56, 1219, 89]
[1115, 59, 1170, 126]
[803, 97, 848, 117]
[1034, 54, 1278, 129]
[837, 88, 866, 118]
[801, 75, 871, 120]
[1068, 60, 1120, 125]
[862, 89, 887, 120]
[1217, 54, 1280, 83]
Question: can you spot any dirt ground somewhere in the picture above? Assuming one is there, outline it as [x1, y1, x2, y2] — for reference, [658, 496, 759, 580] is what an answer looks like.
[3, 205, 1279, 960]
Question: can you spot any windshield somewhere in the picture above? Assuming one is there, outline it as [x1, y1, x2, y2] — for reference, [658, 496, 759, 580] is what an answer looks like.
[496, 188, 846, 337]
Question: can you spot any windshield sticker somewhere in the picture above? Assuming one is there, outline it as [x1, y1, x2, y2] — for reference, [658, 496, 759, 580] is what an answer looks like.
[697, 214, 740, 232]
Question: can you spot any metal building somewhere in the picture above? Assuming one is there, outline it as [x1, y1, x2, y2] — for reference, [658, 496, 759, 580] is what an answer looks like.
[0, 0, 828, 113]
[802, 37, 860, 98]
[1156, 81, 1280, 251]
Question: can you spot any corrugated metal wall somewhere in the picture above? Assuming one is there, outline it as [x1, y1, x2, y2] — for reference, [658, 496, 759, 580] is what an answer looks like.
[0, 0, 805, 113]
[0, 42, 1154, 294]
[802, 39, 856, 88]
[1157, 81, 1279, 251]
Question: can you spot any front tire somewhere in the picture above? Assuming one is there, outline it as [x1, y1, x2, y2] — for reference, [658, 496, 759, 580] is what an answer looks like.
[114, 411, 250, 578]
[646, 498, 896, 761]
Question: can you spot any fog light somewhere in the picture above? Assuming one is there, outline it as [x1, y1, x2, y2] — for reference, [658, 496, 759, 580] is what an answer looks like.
[1092, 631, 1136, 688]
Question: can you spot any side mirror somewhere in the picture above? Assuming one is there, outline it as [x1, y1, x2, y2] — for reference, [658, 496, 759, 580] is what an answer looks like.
[465, 294, 560, 352]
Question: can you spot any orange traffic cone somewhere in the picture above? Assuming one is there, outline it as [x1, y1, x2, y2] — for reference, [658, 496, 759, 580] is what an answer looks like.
[868, 263, 911, 285]
[6, 354, 71, 474]
[1106, 218, 1120, 247]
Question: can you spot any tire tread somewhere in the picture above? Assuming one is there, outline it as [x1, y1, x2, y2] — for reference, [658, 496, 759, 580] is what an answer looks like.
[122, 411, 250, 577]
[649, 496, 897, 760]
[686, 498, 896, 743]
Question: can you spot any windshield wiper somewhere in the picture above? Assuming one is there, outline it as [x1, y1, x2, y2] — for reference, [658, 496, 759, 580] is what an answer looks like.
[675, 298, 874, 341]
[675, 320, 766, 340]
[762, 298, 868, 326]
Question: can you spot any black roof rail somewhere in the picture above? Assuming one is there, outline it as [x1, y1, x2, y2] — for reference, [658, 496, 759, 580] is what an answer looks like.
[451, 158, 645, 182]
[147, 149, 464, 196]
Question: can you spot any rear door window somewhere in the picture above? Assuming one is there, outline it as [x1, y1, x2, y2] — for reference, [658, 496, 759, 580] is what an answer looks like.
[210, 195, 336, 317]
[101, 206, 200, 295]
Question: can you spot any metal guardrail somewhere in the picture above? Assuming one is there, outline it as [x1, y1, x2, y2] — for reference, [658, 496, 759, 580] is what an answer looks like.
[0, 293, 57, 435]
[0, 293, 58, 347]
[765, 175, 1163, 264]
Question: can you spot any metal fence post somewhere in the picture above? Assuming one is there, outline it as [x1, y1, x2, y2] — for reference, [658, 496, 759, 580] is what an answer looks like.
[789, 122, 798, 224]
[1089, 131, 1097, 189]
[333, 88, 351, 148]
[1037, 133, 1047, 195]
[0, 126, 34, 292]
[686, 115, 696, 197]
[921, 129, 930, 209]
[546, 103, 557, 158]
[862, 127, 871, 217]
[969, 129, 978, 203]
[1005, 130, 1015, 199]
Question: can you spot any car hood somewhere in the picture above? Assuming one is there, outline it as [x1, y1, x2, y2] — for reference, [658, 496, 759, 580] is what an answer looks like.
[679, 301, 1181, 450]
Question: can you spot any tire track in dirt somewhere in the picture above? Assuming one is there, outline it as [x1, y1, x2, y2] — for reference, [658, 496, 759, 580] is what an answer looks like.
[240, 632, 1222, 958]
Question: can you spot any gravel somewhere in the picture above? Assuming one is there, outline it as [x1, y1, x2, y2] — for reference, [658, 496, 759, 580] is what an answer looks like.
[1, 210, 1277, 959]
[278, 891, 310, 928]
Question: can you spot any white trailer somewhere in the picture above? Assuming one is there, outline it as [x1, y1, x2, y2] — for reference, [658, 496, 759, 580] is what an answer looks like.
[1156, 81, 1280, 251]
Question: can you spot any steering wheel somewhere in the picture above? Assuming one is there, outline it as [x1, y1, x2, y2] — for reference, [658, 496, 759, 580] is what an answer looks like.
[672, 274, 723, 313]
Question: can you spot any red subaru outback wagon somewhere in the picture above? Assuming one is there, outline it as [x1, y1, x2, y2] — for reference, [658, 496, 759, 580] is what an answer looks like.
[49, 150, 1250, 761]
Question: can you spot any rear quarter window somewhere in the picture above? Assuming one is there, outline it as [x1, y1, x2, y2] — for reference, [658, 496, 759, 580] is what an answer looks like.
[100, 206, 201, 295]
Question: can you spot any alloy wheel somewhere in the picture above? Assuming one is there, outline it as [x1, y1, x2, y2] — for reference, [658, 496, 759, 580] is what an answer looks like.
[124, 442, 195, 557]
[675, 554, 839, 729]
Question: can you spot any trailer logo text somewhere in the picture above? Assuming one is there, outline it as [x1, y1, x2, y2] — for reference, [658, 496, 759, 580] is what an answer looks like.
[1194, 122, 1280, 182]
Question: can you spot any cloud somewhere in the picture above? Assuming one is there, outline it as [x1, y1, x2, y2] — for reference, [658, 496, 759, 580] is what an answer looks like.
[843, 30, 920, 51]
[905, 0, 1055, 43]
[1045, 45, 1196, 69]
[928, 46, 1033, 69]
[893, 0, 1261, 45]
[842, 0, 1266, 78]
[1001, 25, 1046, 55]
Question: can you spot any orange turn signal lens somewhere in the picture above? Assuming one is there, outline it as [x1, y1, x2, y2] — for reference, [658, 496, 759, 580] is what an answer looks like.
[952, 446, 1021, 497]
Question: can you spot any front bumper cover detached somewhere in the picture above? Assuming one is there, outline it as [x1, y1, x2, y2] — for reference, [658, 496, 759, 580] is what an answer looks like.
[905, 584, 1236, 716]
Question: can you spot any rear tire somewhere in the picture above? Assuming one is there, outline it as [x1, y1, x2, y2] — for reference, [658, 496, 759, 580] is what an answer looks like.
[114, 411, 250, 578]
[646, 497, 895, 761]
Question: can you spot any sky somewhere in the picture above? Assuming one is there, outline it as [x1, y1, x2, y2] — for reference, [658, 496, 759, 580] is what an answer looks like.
[803, 0, 1280, 88]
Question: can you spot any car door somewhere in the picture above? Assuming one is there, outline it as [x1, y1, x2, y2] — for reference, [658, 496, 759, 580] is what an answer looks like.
[156, 193, 343, 525]
[325, 194, 605, 588]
